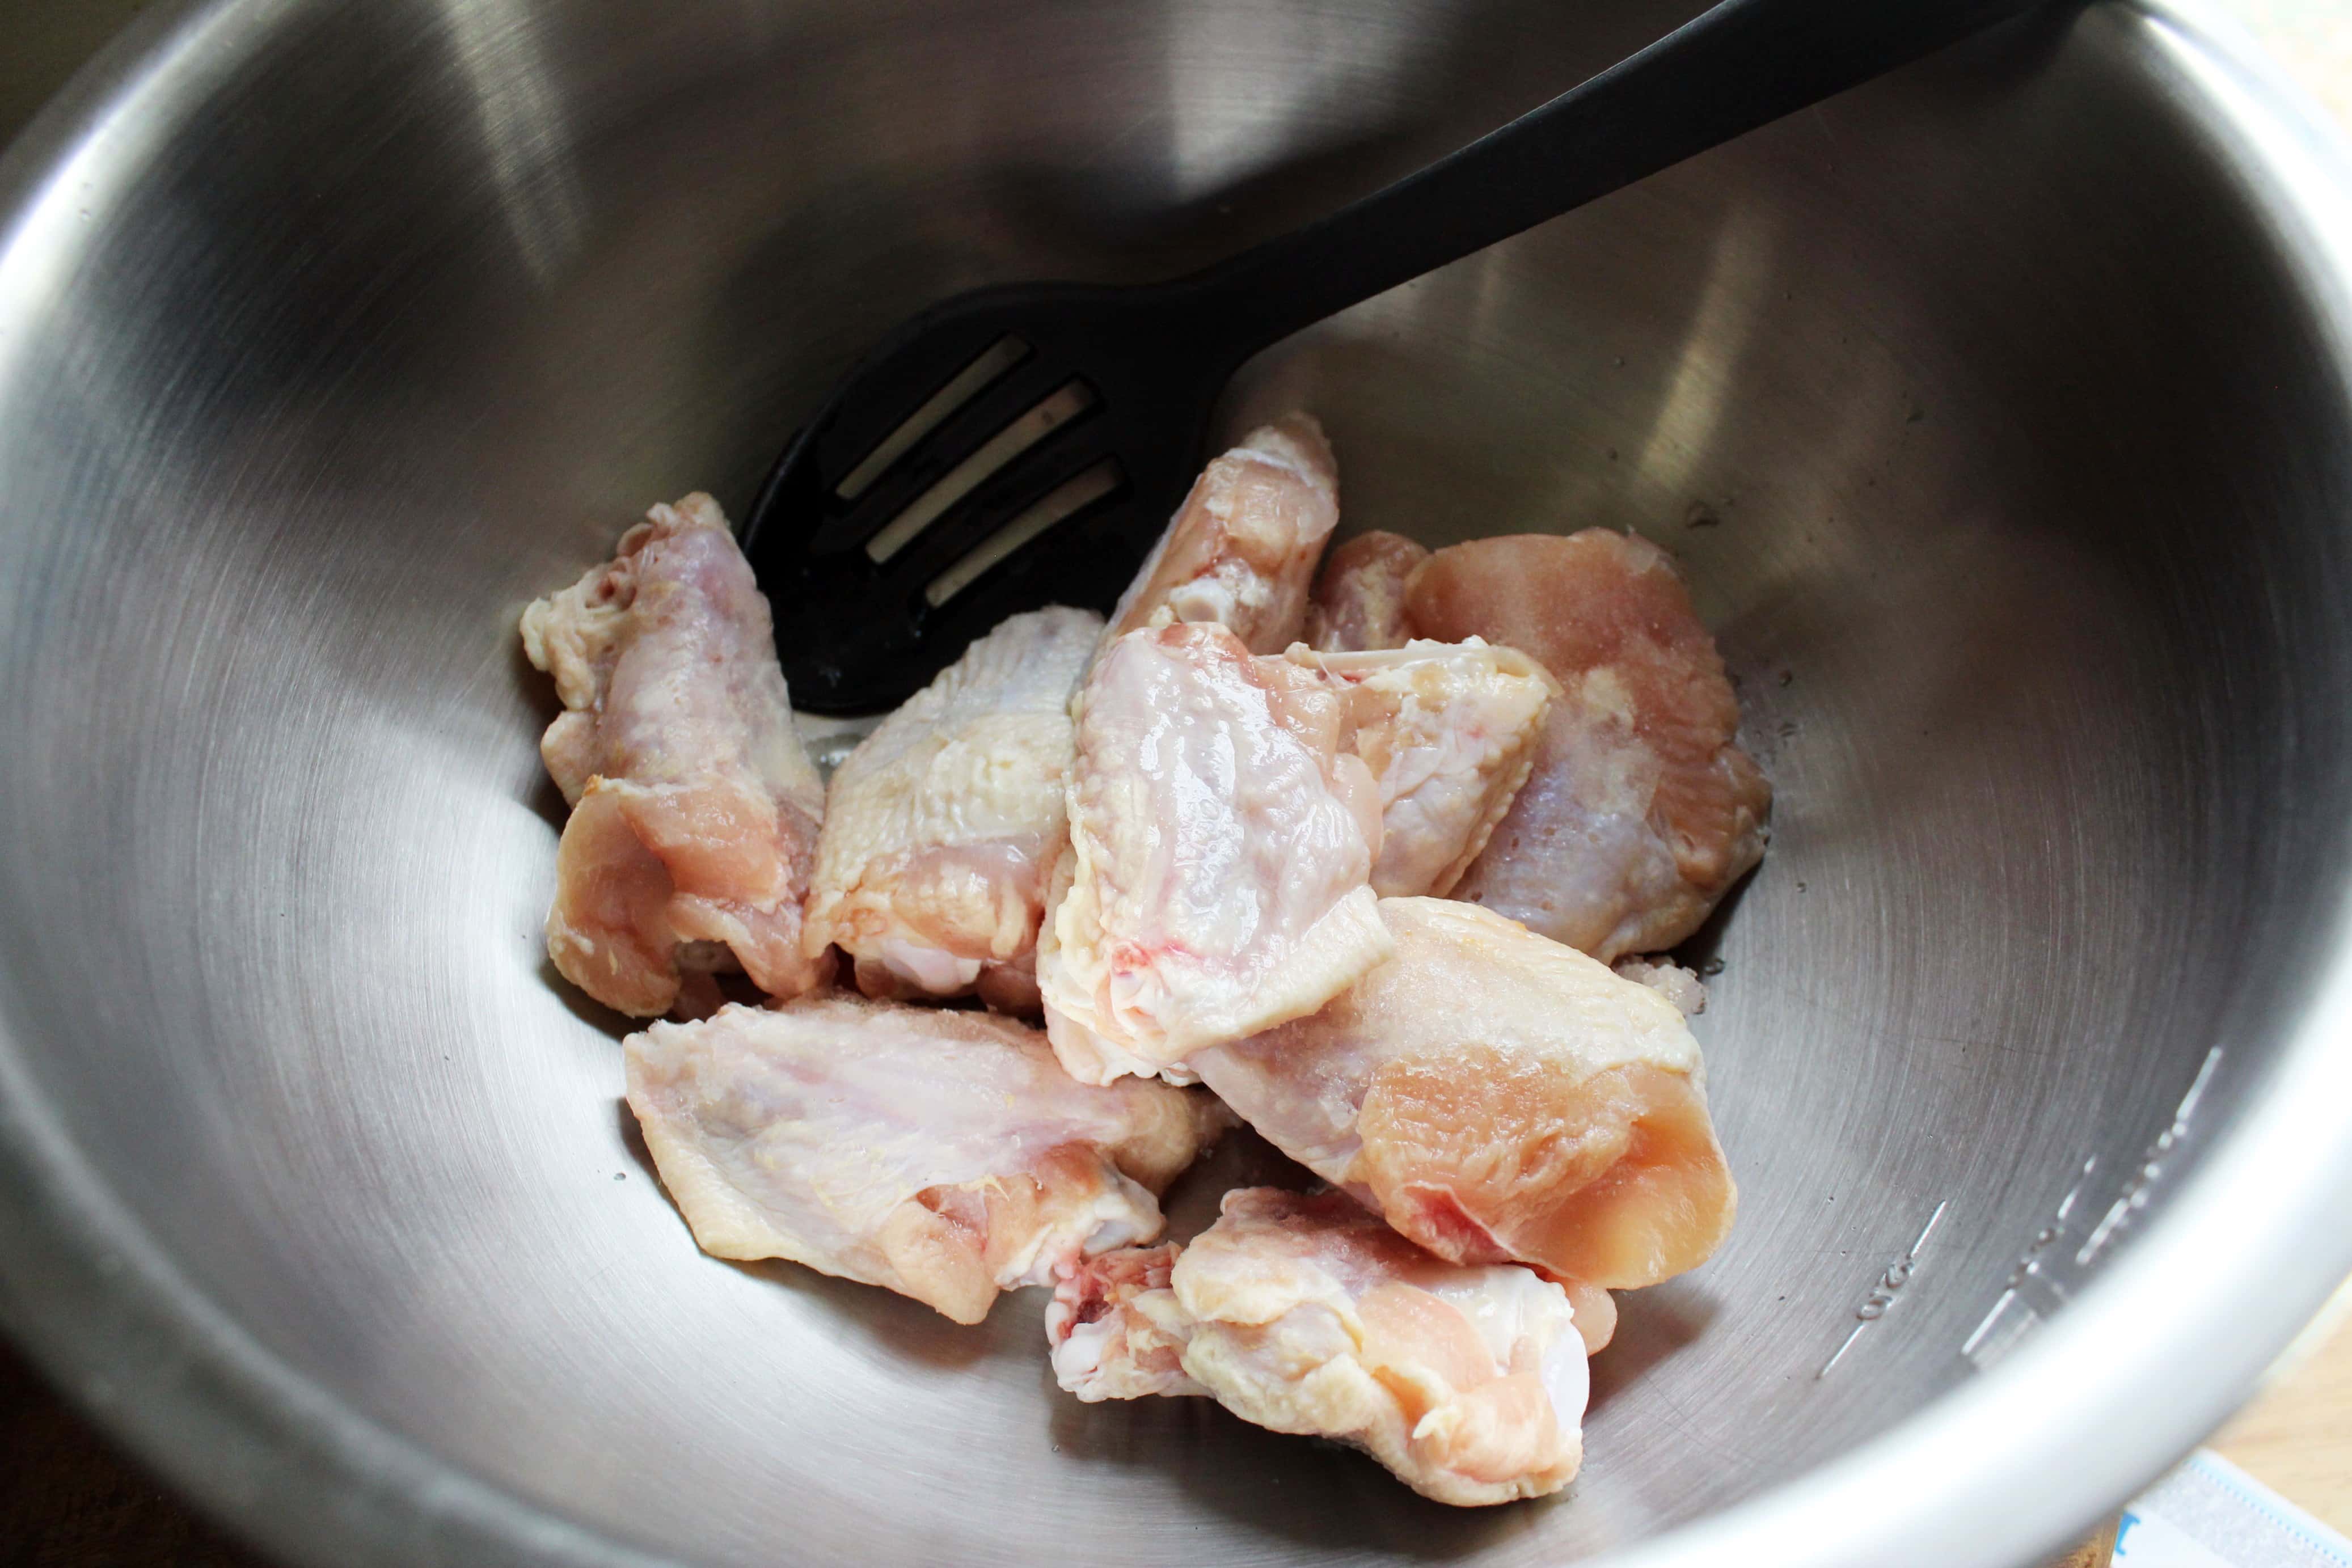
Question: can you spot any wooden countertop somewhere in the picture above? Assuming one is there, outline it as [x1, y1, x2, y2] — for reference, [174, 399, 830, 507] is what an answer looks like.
[2209, 1294, 2352, 1535]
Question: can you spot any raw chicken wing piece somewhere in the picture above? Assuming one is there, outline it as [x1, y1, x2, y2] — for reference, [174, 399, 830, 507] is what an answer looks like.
[803, 607, 1100, 1008]
[1037, 621, 1391, 1084]
[1104, 415, 1340, 654]
[624, 996, 1221, 1324]
[1049, 1187, 1588, 1506]
[1192, 897, 1735, 1290]
[1408, 530, 1770, 961]
[1306, 530, 1429, 652]
[1314, 639, 1552, 898]
[521, 494, 827, 1016]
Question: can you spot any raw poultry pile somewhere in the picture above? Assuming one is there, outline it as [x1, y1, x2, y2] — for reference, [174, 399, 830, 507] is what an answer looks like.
[519, 413, 1770, 1507]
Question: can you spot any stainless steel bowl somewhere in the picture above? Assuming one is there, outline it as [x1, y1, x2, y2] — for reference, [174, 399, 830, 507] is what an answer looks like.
[4, 1, 2352, 1564]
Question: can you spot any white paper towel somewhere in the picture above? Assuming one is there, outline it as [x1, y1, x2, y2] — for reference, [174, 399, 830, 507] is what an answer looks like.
[2117, 1451, 2352, 1568]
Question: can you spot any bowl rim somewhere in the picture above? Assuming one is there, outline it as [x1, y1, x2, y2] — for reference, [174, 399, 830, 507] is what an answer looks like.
[2, 2, 2351, 1565]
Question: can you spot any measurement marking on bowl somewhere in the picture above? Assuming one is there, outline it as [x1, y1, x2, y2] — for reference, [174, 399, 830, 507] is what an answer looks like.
[2076, 1045, 2223, 1269]
[1960, 1044, 2225, 1370]
[1819, 1199, 1948, 1379]
[1961, 1154, 2098, 1371]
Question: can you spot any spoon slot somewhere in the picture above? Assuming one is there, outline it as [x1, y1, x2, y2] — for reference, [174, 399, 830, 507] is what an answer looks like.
[835, 335, 1032, 501]
[924, 460, 1124, 608]
[864, 380, 1097, 564]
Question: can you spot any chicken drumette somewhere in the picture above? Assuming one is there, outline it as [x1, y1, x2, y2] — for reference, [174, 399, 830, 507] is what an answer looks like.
[521, 494, 829, 1016]
[1050, 1187, 1590, 1506]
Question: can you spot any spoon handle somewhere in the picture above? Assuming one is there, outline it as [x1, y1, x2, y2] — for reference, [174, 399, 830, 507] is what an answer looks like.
[1180, 0, 2055, 346]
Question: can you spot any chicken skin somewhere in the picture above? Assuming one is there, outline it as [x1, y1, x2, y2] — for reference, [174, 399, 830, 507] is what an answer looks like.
[1306, 530, 1429, 653]
[1104, 416, 1341, 654]
[803, 607, 1100, 1010]
[1037, 622, 1391, 1085]
[624, 996, 1221, 1324]
[1407, 531, 1770, 961]
[521, 494, 827, 1016]
[1192, 898, 1735, 1291]
[1049, 1187, 1588, 1506]
[1312, 640, 1552, 899]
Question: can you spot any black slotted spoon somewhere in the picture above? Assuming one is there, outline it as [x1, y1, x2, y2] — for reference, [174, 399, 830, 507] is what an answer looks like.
[741, 0, 2052, 713]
